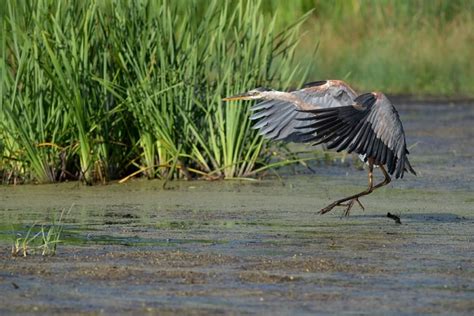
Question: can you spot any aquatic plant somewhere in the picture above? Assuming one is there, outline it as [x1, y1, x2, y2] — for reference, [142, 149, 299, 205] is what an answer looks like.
[0, 0, 310, 184]
[11, 206, 70, 256]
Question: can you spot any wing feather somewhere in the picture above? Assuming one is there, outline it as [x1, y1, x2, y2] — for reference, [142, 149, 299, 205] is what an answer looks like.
[297, 92, 416, 178]
[326, 125, 353, 150]
[250, 80, 357, 143]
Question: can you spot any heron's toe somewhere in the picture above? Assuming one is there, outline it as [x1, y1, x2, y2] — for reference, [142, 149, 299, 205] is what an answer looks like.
[319, 203, 337, 215]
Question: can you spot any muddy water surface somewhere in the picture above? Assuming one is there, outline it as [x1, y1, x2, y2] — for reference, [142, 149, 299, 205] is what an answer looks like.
[0, 103, 473, 315]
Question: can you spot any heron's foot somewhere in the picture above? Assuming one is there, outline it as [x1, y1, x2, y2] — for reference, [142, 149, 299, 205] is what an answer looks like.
[340, 198, 365, 216]
[318, 198, 365, 216]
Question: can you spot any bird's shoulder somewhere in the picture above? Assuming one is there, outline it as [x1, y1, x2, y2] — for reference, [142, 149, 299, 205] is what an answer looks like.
[301, 80, 357, 97]
[293, 80, 358, 108]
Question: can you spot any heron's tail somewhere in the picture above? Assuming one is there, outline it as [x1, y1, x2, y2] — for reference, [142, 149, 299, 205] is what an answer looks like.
[404, 157, 416, 176]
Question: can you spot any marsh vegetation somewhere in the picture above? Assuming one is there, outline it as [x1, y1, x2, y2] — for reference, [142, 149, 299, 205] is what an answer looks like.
[1, 0, 472, 185]
[1, 0, 311, 184]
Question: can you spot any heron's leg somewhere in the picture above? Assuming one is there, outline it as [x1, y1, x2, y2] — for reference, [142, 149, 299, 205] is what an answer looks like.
[319, 159, 375, 215]
[338, 165, 391, 216]
[340, 165, 391, 216]
[372, 165, 391, 189]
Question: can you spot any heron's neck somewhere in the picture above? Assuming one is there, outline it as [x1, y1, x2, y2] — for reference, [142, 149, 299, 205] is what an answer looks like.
[262, 91, 319, 111]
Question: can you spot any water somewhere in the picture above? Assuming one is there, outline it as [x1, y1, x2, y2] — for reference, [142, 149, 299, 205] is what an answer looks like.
[0, 102, 473, 315]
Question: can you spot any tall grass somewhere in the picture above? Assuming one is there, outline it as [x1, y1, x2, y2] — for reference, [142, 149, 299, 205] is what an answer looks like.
[1, 0, 472, 185]
[263, 0, 474, 96]
[0, 0, 310, 184]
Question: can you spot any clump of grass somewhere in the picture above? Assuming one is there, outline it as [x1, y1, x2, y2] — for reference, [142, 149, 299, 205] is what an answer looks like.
[11, 206, 70, 257]
[11, 224, 38, 257]
[1, 0, 311, 184]
[99, 0, 313, 180]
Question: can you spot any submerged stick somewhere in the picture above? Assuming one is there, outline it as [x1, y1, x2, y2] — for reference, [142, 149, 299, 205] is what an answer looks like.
[387, 212, 401, 224]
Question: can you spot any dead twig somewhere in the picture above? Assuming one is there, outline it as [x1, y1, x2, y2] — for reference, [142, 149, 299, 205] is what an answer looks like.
[387, 212, 401, 224]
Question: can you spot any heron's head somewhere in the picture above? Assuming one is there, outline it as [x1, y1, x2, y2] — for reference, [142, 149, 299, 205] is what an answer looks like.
[222, 87, 272, 101]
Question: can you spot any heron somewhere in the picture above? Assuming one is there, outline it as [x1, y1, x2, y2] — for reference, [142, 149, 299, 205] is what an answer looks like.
[223, 80, 416, 215]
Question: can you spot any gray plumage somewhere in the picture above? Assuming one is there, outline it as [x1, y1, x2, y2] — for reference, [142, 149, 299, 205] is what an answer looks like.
[297, 92, 416, 179]
[249, 80, 357, 143]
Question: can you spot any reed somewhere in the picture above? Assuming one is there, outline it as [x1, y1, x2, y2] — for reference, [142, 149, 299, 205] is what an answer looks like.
[0, 0, 310, 183]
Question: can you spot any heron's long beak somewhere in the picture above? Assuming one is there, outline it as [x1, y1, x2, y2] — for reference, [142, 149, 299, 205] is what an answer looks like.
[222, 92, 255, 101]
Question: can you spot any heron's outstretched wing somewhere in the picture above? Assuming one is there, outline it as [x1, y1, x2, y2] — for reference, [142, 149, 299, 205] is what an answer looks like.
[297, 92, 416, 178]
[251, 80, 357, 143]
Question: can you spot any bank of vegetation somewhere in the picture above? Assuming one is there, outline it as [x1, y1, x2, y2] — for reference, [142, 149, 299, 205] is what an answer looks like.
[1, 0, 312, 184]
[1, 0, 472, 184]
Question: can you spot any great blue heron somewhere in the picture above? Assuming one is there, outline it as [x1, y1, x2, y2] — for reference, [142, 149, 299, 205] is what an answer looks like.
[223, 80, 416, 215]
